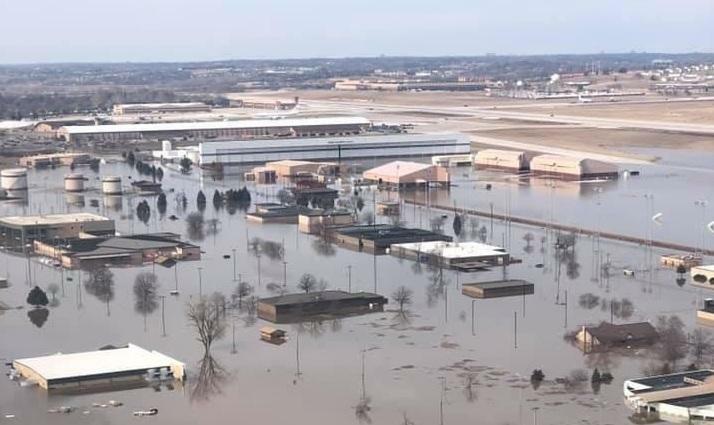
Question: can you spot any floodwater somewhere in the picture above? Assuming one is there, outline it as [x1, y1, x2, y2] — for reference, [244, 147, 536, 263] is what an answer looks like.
[0, 152, 712, 425]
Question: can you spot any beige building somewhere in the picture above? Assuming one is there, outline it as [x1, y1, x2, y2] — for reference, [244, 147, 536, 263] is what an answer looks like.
[298, 210, 354, 234]
[19, 153, 95, 168]
[474, 149, 530, 172]
[530, 155, 619, 180]
[112, 102, 210, 115]
[362, 161, 449, 188]
[264, 159, 338, 178]
[692, 265, 714, 288]
[0, 213, 115, 248]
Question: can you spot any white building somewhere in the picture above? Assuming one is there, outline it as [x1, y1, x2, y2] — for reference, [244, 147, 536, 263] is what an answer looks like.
[624, 370, 714, 421]
[389, 240, 509, 267]
[198, 133, 470, 166]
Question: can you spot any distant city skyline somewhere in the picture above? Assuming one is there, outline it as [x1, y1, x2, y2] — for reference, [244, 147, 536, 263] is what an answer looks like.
[1, 0, 712, 64]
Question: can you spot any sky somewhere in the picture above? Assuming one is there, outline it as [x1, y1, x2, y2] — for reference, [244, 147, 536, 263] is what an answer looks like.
[0, 0, 712, 64]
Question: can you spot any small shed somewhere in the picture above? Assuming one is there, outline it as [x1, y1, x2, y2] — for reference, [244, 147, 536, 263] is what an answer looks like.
[260, 326, 287, 342]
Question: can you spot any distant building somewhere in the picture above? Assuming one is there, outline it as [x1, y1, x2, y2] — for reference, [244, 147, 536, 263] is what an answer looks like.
[575, 322, 658, 352]
[13, 343, 185, 391]
[258, 290, 388, 323]
[19, 153, 97, 169]
[624, 369, 714, 421]
[60, 116, 371, 144]
[697, 299, 714, 325]
[298, 209, 354, 234]
[198, 133, 470, 166]
[32, 232, 200, 269]
[660, 253, 703, 269]
[112, 102, 210, 115]
[328, 224, 452, 254]
[530, 155, 619, 180]
[461, 280, 534, 299]
[362, 161, 450, 188]
[231, 96, 299, 110]
[0, 213, 115, 248]
[692, 265, 714, 288]
[390, 240, 509, 268]
[264, 160, 338, 178]
[292, 187, 339, 209]
[474, 149, 530, 172]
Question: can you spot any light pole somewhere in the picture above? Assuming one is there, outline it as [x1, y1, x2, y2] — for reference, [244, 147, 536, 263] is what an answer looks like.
[695, 200, 708, 253]
[282, 261, 287, 287]
[160, 295, 166, 337]
[347, 265, 352, 292]
[257, 253, 262, 287]
[198, 267, 203, 298]
[232, 248, 237, 282]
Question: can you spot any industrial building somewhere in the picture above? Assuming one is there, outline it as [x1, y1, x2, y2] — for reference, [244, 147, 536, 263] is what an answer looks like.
[231, 96, 299, 110]
[298, 209, 354, 234]
[328, 224, 452, 254]
[624, 370, 714, 421]
[575, 322, 658, 352]
[461, 280, 534, 299]
[258, 291, 387, 323]
[198, 133, 470, 166]
[474, 149, 530, 172]
[660, 253, 703, 269]
[33, 232, 199, 269]
[530, 155, 619, 180]
[692, 265, 714, 288]
[247, 204, 307, 224]
[112, 102, 210, 115]
[389, 241, 509, 268]
[12, 344, 185, 391]
[264, 159, 338, 178]
[362, 161, 450, 188]
[60, 116, 370, 144]
[0, 213, 115, 248]
[18, 153, 97, 169]
[151, 140, 200, 164]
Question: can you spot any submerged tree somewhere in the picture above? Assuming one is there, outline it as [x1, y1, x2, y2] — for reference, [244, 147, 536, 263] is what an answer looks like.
[180, 157, 193, 174]
[84, 266, 115, 315]
[157, 192, 167, 215]
[186, 298, 227, 354]
[27, 286, 49, 308]
[392, 286, 413, 313]
[298, 273, 318, 294]
[233, 281, 254, 308]
[197, 190, 207, 212]
[186, 212, 206, 241]
[134, 272, 159, 330]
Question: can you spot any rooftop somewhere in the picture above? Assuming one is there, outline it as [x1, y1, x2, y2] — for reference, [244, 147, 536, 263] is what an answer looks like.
[364, 160, 432, 177]
[336, 224, 452, 244]
[630, 370, 714, 392]
[390, 241, 508, 259]
[0, 213, 111, 227]
[62, 116, 370, 134]
[260, 290, 386, 307]
[586, 322, 659, 344]
[13, 343, 183, 382]
[694, 265, 714, 272]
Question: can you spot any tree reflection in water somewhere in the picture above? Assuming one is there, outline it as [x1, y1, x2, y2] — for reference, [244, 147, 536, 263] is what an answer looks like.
[27, 308, 49, 328]
[190, 354, 228, 403]
[311, 239, 336, 257]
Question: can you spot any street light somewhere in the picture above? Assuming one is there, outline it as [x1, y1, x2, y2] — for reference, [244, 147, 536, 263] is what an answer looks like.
[198, 267, 203, 297]
[232, 248, 237, 282]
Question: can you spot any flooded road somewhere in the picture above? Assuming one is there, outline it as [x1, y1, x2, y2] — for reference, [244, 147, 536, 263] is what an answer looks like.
[0, 152, 712, 424]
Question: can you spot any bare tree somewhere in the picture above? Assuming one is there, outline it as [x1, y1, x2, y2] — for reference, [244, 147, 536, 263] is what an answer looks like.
[190, 353, 227, 403]
[392, 286, 413, 313]
[186, 212, 205, 241]
[297, 273, 318, 294]
[233, 281, 253, 308]
[690, 328, 714, 364]
[85, 267, 115, 315]
[655, 315, 688, 367]
[463, 372, 478, 402]
[186, 298, 226, 354]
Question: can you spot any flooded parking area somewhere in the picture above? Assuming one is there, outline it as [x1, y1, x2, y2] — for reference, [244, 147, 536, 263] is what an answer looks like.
[0, 151, 712, 425]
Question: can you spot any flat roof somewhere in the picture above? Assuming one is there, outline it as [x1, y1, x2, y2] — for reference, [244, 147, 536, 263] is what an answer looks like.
[260, 290, 385, 306]
[364, 160, 432, 177]
[630, 370, 714, 390]
[116, 102, 208, 109]
[336, 224, 452, 243]
[13, 344, 183, 382]
[0, 213, 111, 227]
[62, 116, 371, 135]
[391, 241, 508, 259]
[463, 280, 532, 290]
[694, 265, 714, 272]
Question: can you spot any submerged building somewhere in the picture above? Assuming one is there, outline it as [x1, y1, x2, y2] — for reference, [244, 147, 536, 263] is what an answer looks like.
[362, 161, 450, 188]
[60, 116, 370, 144]
[0, 213, 115, 248]
[624, 370, 714, 421]
[390, 240, 509, 268]
[473, 149, 530, 172]
[258, 290, 388, 323]
[530, 155, 619, 180]
[13, 344, 185, 391]
[198, 133, 470, 166]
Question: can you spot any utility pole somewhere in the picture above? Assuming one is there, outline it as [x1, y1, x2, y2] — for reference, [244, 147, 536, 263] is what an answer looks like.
[283, 261, 288, 287]
[231, 316, 237, 354]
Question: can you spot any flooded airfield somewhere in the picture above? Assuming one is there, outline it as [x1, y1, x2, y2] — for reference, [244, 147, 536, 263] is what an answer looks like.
[1, 149, 713, 425]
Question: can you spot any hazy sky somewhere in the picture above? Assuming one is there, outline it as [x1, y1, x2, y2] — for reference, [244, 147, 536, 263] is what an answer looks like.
[1, 0, 712, 63]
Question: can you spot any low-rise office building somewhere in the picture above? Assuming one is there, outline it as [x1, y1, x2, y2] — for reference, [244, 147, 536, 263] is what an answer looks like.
[328, 224, 452, 254]
[575, 322, 658, 352]
[0, 213, 115, 248]
[390, 240, 509, 268]
[112, 102, 210, 115]
[19, 153, 97, 169]
[258, 291, 387, 323]
[298, 209, 354, 234]
[362, 161, 450, 188]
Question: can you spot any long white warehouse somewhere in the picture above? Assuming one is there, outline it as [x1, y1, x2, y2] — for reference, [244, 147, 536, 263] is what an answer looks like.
[198, 133, 470, 165]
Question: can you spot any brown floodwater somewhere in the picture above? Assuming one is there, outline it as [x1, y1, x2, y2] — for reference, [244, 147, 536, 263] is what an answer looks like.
[0, 151, 712, 424]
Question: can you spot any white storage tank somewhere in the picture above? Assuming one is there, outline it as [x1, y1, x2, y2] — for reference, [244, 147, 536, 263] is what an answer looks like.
[1, 168, 28, 191]
[64, 173, 85, 192]
[102, 176, 122, 195]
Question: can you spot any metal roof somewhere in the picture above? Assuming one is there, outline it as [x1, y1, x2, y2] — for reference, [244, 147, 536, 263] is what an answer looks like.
[0, 213, 111, 227]
[61, 116, 370, 134]
[390, 241, 508, 259]
[13, 344, 183, 381]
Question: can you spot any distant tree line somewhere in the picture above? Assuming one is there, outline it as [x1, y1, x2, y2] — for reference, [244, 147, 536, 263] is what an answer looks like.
[0, 89, 229, 120]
